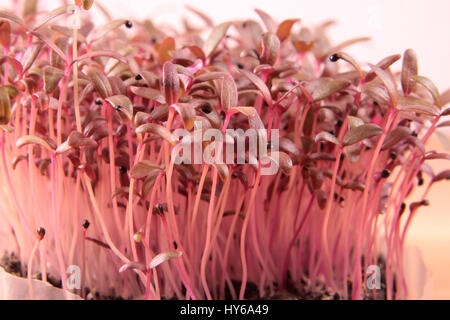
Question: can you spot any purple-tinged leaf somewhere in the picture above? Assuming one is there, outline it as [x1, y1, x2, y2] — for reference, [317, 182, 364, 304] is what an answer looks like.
[369, 64, 398, 107]
[50, 25, 86, 42]
[30, 31, 68, 63]
[32, 5, 76, 31]
[194, 72, 226, 83]
[162, 62, 180, 106]
[261, 151, 293, 174]
[88, 19, 127, 43]
[16, 135, 56, 152]
[310, 79, 350, 102]
[108, 76, 126, 96]
[240, 69, 272, 105]
[228, 106, 265, 130]
[185, 5, 214, 27]
[333, 52, 363, 79]
[315, 131, 341, 146]
[136, 123, 178, 145]
[72, 50, 127, 66]
[158, 37, 176, 65]
[171, 103, 196, 130]
[67, 131, 98, 148]
[362, 82, 390, 106]
[343, 123, 382, 146]
[433, 170, 450, 183]
[21, 41, 44, 74]
[0, 11, 25, 28]
[279, 138, 300, 156]
[85, 65, 113, 99]
[203, 22, 231, 58]
[187, 45, 206, 61]
[437, 120, 450, 129]
[254, 9, 277, 33]
[43, 66, 64, 94]
[343, 181, 365, 192]
[111, 187, 142, 200]
[409, 200, 429, 212]
[397, 96, 440, 116]
[260, 33, 280, 65]
[0, 87, 11, 125]
[221, 74, 238, 111]
[150, 251, 182, 269]
[134, 112, 151, 127]
[130, 86, 165, 104]
[119, 262, 145, 273]
[50, 37, 68, 69]
[405, 136, 425, 154]
[425, 153, 450, 161]
[2, 85, 18, 99]
[412, 75, 442, 108]
[0, 20, 11, 48]
[0, 56, 22, 77]
[401, 49, 418, 95]
[316, 189, 327, 210]
[347, 116, 364, 129]
[381, 126, 411, 150]
[150, 104, 170, 122]
[106, 95, 133, 122]
[309, 153, 336, 162]
[441, 107, 450, 116]
[365, 54, 401, 82]
[130, 160, 162, 179]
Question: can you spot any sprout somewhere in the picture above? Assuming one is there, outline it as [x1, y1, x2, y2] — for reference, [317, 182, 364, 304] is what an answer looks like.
[0, 1, 447, 301]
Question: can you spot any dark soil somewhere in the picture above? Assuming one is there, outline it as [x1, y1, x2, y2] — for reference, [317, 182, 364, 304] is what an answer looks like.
[1, 252, 392, 300]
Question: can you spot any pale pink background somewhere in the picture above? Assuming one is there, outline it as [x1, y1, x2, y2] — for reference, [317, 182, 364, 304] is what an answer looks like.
[8, 0, 450, 299]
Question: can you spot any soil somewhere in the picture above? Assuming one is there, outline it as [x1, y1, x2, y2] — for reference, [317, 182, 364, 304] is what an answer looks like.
[1, 252, 391, 300]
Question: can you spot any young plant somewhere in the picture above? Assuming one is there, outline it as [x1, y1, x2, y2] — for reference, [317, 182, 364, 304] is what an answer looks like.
[0, 1, 448, 300]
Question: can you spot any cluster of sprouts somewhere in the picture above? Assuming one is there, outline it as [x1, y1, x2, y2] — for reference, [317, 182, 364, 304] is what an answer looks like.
[0, 0, 449, 300]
